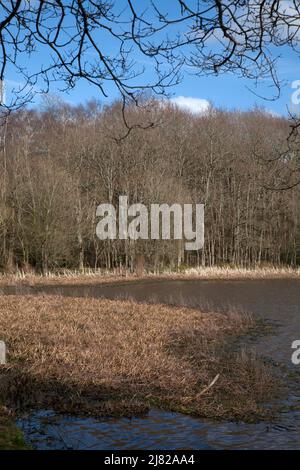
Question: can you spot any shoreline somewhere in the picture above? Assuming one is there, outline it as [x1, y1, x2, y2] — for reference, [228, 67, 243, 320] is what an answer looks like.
[0, 417, 28, 450]
[0, 266, 299, 287]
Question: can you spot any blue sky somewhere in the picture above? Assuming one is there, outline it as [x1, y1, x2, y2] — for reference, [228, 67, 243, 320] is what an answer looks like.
[7, 55, 299, 116]
[23, 50, 300, 117]
[4, 1, 300, 116]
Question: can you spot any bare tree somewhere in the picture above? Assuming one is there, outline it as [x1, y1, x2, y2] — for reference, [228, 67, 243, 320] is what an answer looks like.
[0, 99, 298, 272]
[1, 1, 300, 110]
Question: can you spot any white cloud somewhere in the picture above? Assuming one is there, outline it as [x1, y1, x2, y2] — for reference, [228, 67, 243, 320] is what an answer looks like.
[265, 108, 281, 118]
[170, 96, 210, 115]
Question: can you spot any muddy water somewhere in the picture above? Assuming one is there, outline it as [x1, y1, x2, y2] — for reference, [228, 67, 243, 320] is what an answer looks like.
[5, 279, 300, 449]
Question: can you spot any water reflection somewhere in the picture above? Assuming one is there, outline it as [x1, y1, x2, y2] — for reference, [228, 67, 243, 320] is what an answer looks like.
[9, 279, 300, 449]
[18, 407, 300, 450]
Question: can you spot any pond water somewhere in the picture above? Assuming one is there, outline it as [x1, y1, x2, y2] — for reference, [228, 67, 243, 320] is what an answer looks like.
[3, 279, 300, 449]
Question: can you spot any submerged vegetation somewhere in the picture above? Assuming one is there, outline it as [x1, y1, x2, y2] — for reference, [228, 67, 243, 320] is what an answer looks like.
[0, 416, 28, 450]
[0, 295, 279, 424]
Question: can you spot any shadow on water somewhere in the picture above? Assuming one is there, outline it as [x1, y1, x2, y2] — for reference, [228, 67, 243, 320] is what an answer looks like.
[3, 279, 300, 449]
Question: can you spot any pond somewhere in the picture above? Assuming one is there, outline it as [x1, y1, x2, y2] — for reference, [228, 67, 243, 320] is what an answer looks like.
[3, 279, 300, 449]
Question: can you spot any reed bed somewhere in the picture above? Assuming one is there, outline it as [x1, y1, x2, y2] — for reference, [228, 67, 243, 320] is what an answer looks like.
[0, 265, 299, 287]
[0, 296, 278, 421]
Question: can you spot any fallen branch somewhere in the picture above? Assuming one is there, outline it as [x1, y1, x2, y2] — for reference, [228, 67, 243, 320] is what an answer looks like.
[196, 374, 220, 398]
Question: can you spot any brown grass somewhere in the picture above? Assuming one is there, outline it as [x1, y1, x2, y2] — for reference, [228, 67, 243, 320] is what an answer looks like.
[0, 266, 299, 287]
[0, 296, 279, 421]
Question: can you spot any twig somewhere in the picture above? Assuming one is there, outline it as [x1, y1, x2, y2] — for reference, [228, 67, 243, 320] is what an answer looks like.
[196, 373, 220, 398]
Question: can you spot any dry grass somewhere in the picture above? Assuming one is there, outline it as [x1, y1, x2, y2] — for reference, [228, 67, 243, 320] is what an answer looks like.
[0, 266, 298, 287]
[0, 296, 279, 421]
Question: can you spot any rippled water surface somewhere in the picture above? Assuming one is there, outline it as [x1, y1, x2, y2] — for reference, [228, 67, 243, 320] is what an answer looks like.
[17, 407, 300, 450]
[5, 279, 300, 449]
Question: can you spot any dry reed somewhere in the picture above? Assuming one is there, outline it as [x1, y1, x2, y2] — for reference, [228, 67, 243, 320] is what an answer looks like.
[0, 295, 278, 421]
